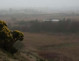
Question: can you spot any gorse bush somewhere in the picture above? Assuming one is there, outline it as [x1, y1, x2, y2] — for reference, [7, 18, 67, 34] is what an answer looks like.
[0, 20, 24, 54]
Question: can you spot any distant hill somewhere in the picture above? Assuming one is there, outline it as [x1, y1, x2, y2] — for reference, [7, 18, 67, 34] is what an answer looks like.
[1, 8, 79, 15]
[0, 9, 45, 15]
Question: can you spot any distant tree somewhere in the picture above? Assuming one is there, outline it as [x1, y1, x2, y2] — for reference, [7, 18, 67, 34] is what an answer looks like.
[0, 20, 24, 54]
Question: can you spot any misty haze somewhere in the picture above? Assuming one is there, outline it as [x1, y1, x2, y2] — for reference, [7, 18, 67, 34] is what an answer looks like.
[0, 0, 79, 61]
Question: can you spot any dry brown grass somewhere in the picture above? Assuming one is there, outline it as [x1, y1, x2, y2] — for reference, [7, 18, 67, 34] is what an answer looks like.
[23, 32, 79, 46]
[23, 32, 79, 61]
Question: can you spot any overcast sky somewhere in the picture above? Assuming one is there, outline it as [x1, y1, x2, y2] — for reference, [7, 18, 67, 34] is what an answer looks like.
[0, 0, 79, 10]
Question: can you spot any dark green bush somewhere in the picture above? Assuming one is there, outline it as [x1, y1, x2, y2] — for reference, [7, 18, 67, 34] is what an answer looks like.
[0, 20, 24, 54]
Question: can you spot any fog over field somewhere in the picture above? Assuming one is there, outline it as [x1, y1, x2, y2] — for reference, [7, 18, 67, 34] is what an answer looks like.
[0, 0, 79, 61]
[0, 0, 79, 13]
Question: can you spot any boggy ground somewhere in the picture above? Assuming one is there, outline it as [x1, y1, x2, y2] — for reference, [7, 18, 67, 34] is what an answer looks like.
[23, 32, 79, 61]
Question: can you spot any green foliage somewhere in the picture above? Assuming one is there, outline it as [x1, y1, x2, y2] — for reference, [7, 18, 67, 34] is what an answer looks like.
[0, 20, 7, 26]
[0, 20, 24, 54]
[12, 30, 24, 41]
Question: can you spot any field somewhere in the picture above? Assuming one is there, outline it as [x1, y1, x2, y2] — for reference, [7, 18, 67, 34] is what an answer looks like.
[1, 13, 79, 61]
[23, 32, 79, 61]
[1, 13, 79, 22]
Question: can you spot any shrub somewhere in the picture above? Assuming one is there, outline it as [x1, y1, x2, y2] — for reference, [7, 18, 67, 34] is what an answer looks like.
[0, 20, 24, 54]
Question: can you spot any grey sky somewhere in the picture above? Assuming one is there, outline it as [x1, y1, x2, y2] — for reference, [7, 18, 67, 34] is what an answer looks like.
[0, 0, 79, 9]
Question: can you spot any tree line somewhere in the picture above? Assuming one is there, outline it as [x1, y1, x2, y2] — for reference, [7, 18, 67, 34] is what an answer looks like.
[8, 18, 79, 33]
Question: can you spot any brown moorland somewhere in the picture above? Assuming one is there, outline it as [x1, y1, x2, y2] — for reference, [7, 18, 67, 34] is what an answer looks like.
[23, 32, 79, 61]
